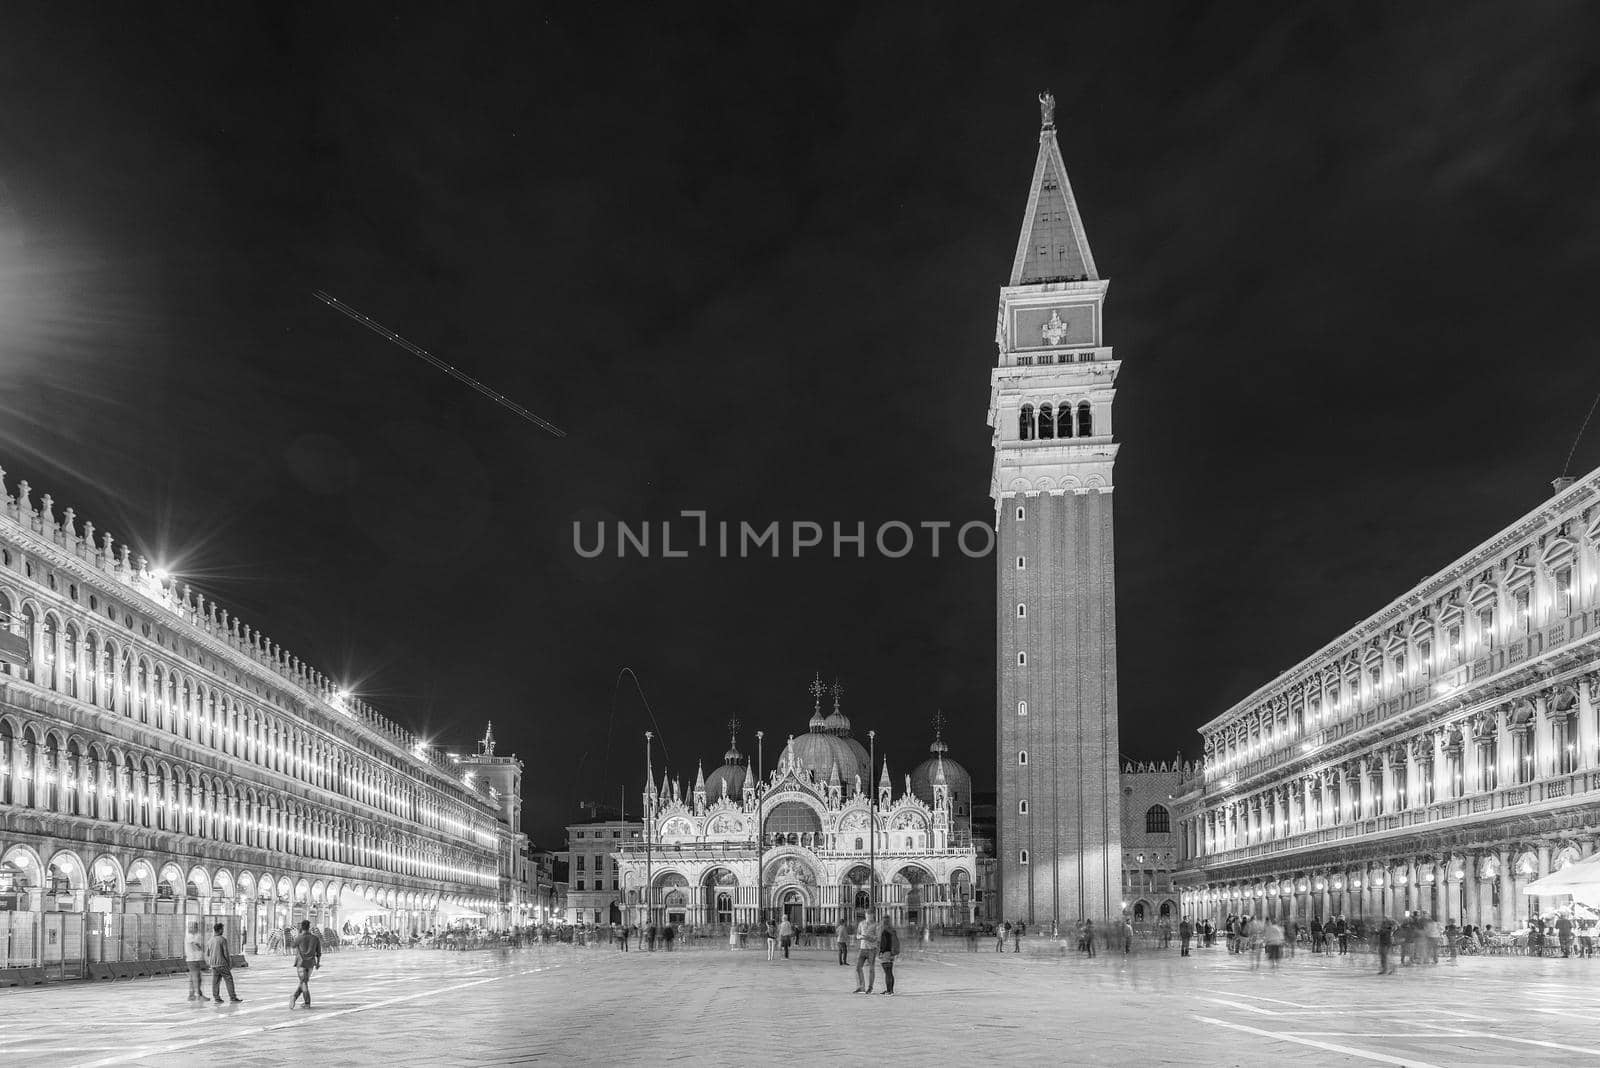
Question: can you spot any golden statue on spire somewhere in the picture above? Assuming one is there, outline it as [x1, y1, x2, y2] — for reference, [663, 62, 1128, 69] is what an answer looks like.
[1038, 90, 1056, 129]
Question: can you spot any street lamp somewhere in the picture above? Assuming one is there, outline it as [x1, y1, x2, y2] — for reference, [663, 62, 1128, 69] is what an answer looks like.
[868, 729, 876, 915]
[644, 731, 654, 932]
[755, 730, 765, 926]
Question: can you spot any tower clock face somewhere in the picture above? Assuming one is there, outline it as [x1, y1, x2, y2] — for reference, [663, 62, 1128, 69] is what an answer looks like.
[1014, 305, 1095, 349]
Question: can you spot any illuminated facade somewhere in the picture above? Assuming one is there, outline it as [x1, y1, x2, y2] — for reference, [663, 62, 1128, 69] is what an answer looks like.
[613, 687, 979, 930]
[1174, 470, 1600, 930]
[0, 466, 519, 973]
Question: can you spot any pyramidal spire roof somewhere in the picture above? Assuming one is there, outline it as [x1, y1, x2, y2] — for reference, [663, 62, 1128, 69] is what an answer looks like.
[1008, 91, 1098, 287]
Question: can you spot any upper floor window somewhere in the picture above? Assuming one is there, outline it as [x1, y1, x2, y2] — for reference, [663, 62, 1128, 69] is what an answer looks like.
[1017, 604, 1026, 618]
[1513, 587, 1531, 632]
[1017, 556, 1026, 570]
[1557, 566, 1575, 617]
[1019, 849, 1030, 865]
[1145, 805, 1171, 834]
[1017, 652, 1027, 666]
[1019, 404, 1035, 441]
[1038, 403, 1055, 440]
[1017, 701, 1027, 717]
[1018, 750, 1028, 766]
[1018, 800, 1029, 815]
[1477, 606, 1495, 652]
[1076, 402, 1093, 437]
[1015, 506, 1025, 521]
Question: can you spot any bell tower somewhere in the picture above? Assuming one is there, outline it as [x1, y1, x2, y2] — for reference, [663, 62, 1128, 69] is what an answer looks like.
[990, 92, 1122, 925]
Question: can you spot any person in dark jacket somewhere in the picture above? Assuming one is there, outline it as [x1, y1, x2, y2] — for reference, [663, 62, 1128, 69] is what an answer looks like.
[1178, 917, 1193, 957]
[878, 920, 901, 995]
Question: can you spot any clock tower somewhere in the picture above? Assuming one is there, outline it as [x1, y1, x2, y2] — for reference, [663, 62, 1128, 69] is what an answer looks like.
[990, 93, 1122, 925]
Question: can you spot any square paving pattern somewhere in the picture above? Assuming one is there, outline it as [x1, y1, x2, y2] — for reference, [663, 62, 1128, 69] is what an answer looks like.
[2, 939, 1599, 1065]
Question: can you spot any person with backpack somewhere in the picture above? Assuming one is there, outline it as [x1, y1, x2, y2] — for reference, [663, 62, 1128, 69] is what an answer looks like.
[878, 919, 901, 995]
[206, 923, 243, 1004]
[289, 920, 322, 1009]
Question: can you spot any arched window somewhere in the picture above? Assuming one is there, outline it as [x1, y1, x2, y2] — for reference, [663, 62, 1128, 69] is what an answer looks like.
[63, 625, 78, 698]
[1017, 652, 1026, 666]
[18, 603, 37, 683]
[1018, 750, 1028, 766]
[1017, 604, 1026, 618]
[1017, 701, 1027, 716]
[1076, 402, 1092, 437]
[1019, 404, 1035, 441]
[137, 659, 150, 723]
[855, 837, 864, 850]
[1017, 556, 1026, 570]
[1015, 505, 1025, 521]
[1145, 805, 1171, 834]
[1019, 849, 1030, 865]
[42, 613, 58, 689]
[1018, 799, 1029, 814]
[1038, 403, 1055, 440]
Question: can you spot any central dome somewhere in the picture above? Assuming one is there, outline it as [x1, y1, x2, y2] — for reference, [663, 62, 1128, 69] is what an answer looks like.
[783, 730, 865, 787]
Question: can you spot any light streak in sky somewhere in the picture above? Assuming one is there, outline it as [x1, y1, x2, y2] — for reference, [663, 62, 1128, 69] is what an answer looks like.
[313, 290, 566, 438]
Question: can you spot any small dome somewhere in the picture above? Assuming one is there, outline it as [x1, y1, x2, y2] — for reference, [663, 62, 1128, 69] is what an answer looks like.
[823, 709, 851, 735]
[910, 742, 973, 809]
[708, 763, 747, 801]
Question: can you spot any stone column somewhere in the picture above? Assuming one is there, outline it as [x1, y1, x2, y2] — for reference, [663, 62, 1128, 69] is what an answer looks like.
[1580, 677, 1599, 771]
[1533, 695, 1552, 779]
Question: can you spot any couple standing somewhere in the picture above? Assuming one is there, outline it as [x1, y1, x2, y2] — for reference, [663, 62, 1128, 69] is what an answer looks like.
[850, 911, 901, 996]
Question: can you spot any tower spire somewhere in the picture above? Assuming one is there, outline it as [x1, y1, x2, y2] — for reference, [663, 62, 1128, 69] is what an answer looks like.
[1009, 90, 1097, 287]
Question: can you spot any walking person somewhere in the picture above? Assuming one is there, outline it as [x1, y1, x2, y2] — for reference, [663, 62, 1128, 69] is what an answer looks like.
[1121, 918, 1134, 955]
[1264, 919, 1284, 970]
[995, 920, 1008, 953]
[184, 920, 206, 1003]
[1377, 919, 1396, 975]
[289, 920, 322, 1009]
[646, 924, 657, 951]
[620, 924, 631, 952]
[1082, 918, 1096, 958]
[1012, 922, 1022, 954]
[853, 911, 880, 994]
[765, 917, 778, 961]
[779, 916, 795, 960]
[1557, 912, 1574, 958]
[836, 917, 852, 965]
[205, 923, 243, 1004]
[1178, 917, 1192, 957]
[1335, 916, 1350, 955]
[878, 918, 901, 995]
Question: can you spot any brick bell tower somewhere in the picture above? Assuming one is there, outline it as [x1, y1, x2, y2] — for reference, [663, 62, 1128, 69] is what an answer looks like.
[990, 92, 1122, 926]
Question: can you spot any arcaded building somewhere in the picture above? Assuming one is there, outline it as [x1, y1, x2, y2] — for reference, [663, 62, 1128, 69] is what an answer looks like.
[0, 467, 521, 974]
[1174, 469, 1600, 929]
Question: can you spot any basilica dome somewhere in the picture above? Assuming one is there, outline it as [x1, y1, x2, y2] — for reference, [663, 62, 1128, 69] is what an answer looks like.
[782, 728, 865, 788]
[910, 737, 973, 811]
[708, 740, 747, 801]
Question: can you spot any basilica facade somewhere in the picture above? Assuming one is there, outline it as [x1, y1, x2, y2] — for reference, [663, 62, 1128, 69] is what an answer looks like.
[612, 682, 979, 931]
[1173, 469, 1600, 930]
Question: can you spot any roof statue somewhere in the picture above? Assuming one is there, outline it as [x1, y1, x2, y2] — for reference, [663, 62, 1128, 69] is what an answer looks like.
[1038, 90, 1056, 130]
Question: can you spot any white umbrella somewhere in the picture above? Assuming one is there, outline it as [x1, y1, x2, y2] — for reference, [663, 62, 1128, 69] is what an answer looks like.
[1523, 854, 1600, 896]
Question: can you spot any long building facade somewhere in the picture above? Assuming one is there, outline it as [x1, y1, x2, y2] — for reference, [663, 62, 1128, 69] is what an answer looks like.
[991, 92, 1122, 925]
[0, 466, 520, 974]
[1173, 469, 1600, 930]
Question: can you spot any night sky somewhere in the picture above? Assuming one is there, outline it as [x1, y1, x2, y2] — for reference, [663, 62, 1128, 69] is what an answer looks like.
[3, 4, 1599, 846]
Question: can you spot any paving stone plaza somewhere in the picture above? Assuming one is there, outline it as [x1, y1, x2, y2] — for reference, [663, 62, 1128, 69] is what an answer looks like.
[2, 939, 1598, 1066]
